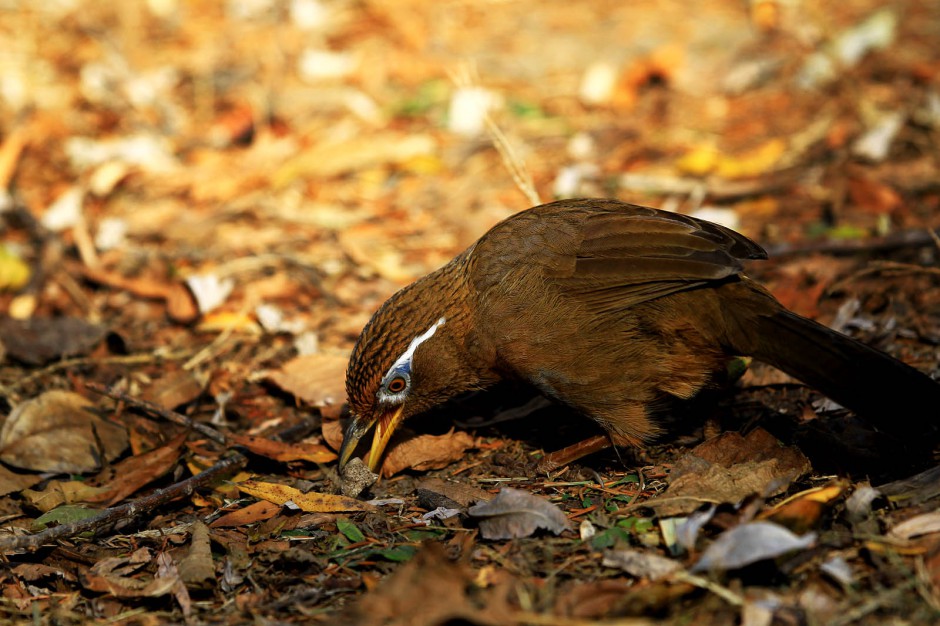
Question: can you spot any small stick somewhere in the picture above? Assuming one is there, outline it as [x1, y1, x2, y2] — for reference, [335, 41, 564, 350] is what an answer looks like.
[0, 451, 247, 553]
[85, 381, 227, 445]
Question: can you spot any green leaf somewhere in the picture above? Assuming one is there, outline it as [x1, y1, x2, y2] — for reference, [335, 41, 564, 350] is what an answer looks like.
[591, 527, 631, 550]
[33, 505, 99, 530]
[402, 529, 444, 542]
[374, 545, 417, 562]
[336, 517, 366, 543]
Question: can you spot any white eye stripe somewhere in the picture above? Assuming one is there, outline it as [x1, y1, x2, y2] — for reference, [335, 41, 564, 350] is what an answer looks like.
[384, 317, 446, 380]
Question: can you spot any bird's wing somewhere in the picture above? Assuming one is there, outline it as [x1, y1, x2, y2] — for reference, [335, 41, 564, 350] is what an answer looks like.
[470, 199, 767, 312]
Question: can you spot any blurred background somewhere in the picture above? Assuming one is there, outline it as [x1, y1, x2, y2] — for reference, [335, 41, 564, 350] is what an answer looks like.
[0, 0, 938, 374]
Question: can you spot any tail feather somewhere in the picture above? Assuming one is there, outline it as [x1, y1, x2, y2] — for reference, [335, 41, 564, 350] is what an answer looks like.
[748, 309, 940, 441]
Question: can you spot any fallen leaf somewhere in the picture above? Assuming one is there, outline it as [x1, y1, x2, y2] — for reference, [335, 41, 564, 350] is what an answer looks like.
[888, 511, 940, 541]
[602, 548, 682, 581]
[90, 432, 188, 506]
[380, 429, 476, 477]
[210, 500, 282, 528]
[468, 487, 571, 540]
[22, 480, 111, 512]
[229, 433, 337, 464]
[343, 542, 511, 626]
[265, 353, 348, 419]
[657, 429, 811, 516]
[0, 317, 108, 365]
[760, 482, 847, 533]
[0, 390, 128, 474]
[33, 504, 100, 530]
[139, 370, 207, 410]
[83, 548, 177, 598]
[416, 477, 492, 509]
[236, 479, 375, 512]
[0, 245, 30, 292]
[177, 521, 215, 589]
[78, 265, 198, 324]
[321, 419, 344, 450]
[691, 521, 816, 572]
[0, 464, 43, 497]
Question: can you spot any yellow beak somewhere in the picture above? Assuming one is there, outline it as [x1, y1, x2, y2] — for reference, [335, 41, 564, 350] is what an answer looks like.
[338, 405, 405, 473]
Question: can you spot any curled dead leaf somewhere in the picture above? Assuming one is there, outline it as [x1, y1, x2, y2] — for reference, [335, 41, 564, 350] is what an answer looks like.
[468, 487, 571, 540]
[0, 390, 128, 474]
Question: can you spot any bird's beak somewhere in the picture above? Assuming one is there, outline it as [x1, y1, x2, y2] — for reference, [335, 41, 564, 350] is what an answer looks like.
[338, 405, 406, 473]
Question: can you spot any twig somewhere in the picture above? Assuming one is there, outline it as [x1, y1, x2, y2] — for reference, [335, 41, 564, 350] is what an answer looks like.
[85, 381, 227, 445]
[763, 228, 940, 260]
[485, 115, 540, 206]
[826, 260, 940, 296]
[0, 351, 190, 398]
[0, 450, 247, 553]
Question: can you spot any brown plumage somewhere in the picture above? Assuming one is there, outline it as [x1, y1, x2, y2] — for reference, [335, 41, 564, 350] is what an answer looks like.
[340, 198, 940, 471]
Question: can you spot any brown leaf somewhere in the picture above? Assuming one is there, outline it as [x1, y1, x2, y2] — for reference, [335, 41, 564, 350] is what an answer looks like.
[177, 521, 215, 590]
[602, 548, 683, 581]
[82, 548, 178, 598]
[0, 464, 43, 497]
[229, 433, 337, 464]
[209, 499, 282, 528]
[345, 542, 512, 626]
[416, 477, 492, 509]
[468, 487, 571, 540]
[657, 428, 811, 517]
[236, 479, 375, 512]
[380, 429, 476, 477]
[139, 370, 207, 410]
[0, 390, 128, 473]
[89, 432, 187, 506]
[265, 353, 348, 419]
[321, 419, 344, 451]
[78, 265, 198, 324]
[0, 317, 108, 365]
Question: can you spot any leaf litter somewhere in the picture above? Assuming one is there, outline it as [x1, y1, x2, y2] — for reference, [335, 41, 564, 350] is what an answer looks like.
[0, 1, 939, 624]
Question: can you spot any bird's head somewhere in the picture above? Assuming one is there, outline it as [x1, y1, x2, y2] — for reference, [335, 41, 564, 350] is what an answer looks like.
[339, 267, 489, 473]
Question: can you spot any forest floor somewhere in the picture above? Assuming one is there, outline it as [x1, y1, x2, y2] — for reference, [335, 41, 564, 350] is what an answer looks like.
[1, 0, 940, 624]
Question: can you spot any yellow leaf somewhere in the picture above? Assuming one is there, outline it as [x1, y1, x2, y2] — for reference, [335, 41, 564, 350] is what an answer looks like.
[715, 139, 786, 179]
[197, 311, 261, 333]
[675, 144, 720, 176]
[0, 245, 30, 292]
[236, 479, 375, 512]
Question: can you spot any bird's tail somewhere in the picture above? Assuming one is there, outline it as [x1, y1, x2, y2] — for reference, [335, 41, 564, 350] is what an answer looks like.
[742, 306, 940, 442]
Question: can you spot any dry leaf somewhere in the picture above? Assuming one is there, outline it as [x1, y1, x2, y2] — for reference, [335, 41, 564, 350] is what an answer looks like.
[0, 390, 128, 473]
[265, 353, 348, 419]
[888, 511, 940, 541]
[345, 542, 511, 626]
[139, 370, 207, 410]
[236, 479, 375, 512]
[90, 432, 188, 506]
[658, 428, 811, 516]
[82, 548, 178, 598]
[380, 429, 476, 477]
[0, 464, 43, 497]
[177, 521, 215, 589]
[321, 419, 344, 450]
[21, 480, 111, 512]
[468, 487, 571, 540]
[210, 500, 282, 528]
[229, 433, 337, 464]
[691, 521, 816, 572]
[602, 548, 683, 581]
[0, 317, 108, 365]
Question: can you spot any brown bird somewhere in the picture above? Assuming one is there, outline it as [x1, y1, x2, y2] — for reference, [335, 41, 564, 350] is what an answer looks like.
[339, 198, 940, 472]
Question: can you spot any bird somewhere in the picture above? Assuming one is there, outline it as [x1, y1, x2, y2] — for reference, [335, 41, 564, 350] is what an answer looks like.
[338, 198, 940, 473]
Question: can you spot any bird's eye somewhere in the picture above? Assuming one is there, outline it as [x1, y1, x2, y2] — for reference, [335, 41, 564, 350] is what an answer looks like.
[387, 376, 408, 393]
